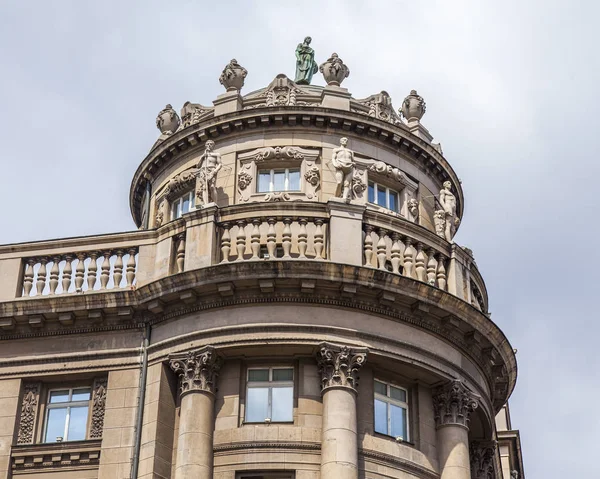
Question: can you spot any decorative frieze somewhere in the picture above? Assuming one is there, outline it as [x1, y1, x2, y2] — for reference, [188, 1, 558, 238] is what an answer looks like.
[89, 377, 107, 439]
[316, 342, 367, 393]
[17, 383, 41, 445]
[470, 440, 497, 479]
[432, 380, 479, 429]
[169, 346, 223, 397]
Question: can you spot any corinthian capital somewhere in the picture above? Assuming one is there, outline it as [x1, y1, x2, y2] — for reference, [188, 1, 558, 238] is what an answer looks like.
[470, 440, 497, 479]
[316, 342, 367, 393]
[432, 380, 479, 429]
[169, 346, 223, 397]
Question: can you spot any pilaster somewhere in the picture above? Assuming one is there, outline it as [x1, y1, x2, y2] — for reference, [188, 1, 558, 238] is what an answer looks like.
[470, 440, 497, 479]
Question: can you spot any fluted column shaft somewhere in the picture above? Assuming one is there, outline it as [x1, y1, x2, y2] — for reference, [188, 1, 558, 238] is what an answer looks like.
[316, 343, 367, 479]
[170, 346, 222, 479]
[432, 380, 480, 479]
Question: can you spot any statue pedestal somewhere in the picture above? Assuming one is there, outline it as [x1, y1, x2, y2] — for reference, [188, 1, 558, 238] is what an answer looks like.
[407, 119, 433, 143]
[321, 86, 352, 111]
[213, 91, 242, 116]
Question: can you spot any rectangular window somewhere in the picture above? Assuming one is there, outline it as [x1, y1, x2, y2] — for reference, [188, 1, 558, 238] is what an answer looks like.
[171, 191, 195, 220]
[368, 182, 401, 213]
[246, 367, 294, 423]
[257, 169, 301, 193]
[44, 387, 91, 443]
[373, 379, 409, 440]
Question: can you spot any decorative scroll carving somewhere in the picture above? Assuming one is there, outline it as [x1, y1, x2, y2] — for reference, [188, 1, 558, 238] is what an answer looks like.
[432, 380, 479, 429]
[368, 160, 413, 185]
[89, 378, 107, 439]
[243, 74, 320, 110]
[17, 383, 41, 444]
[353, 91, 402, 125]
[304, 165, 320, 187]
[316, 342, 367, 393]
[180, 101, 214, 128]
[169, 346, 223, 396]
[470, 440, 497, 479]
[264, 192, 292, 202]
[237, 171, 253, 191]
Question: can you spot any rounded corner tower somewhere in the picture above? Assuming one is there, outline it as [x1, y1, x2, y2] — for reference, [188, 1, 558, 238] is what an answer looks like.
[0, 49, 524, 479]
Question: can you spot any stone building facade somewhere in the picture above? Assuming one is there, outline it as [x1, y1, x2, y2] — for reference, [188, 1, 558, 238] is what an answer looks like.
[0, 54, 525, 479]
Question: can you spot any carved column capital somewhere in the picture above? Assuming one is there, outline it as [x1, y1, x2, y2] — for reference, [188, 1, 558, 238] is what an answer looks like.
[470, 440, 497, 479]
[316, 342, 367, 393]
[432, 379, 480, 429]
[169, 346, 223, 398]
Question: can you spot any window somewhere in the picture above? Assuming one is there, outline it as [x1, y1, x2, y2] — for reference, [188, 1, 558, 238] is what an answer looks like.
[374, 380, 409, 440]
[257, 169, 301, 193]
[368, 182, 400, 212]
[44, 387, 91, 443]
[171, 191, 195, 220]
[245, 367, 294, 423]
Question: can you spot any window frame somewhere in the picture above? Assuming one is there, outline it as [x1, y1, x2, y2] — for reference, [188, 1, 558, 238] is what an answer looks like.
[368, 181, 401, 213]
[245, 366, 294, 424]
[373, 379, 410, 441]
[257, 168, 301, 194]
[42, 386, 92, 443]
[170, 190, 195, 220]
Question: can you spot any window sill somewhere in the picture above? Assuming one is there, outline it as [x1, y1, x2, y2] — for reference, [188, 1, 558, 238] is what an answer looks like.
[373, 431, 415, 448]
[242, 421, 295, 426]
[11, 439, 102, 473]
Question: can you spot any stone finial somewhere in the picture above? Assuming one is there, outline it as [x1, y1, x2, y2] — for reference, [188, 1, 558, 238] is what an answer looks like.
[156, 104, 181, 136]
[319, 53, 350, 87]
[219, 59, 248, 92]
[400, 90, 426, 122]
[169, 346, 223, 397]
[316, 342, 367, 393]
[470, 441, 497, 479]
[432, 380, 479, 429]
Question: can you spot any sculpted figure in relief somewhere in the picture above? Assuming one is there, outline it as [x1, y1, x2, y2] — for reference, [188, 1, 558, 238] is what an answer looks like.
[295, 36, 318, 85]
[331, 137, 356, 202]
[436, 181, 460, 242]
[195, 140, 222, 205]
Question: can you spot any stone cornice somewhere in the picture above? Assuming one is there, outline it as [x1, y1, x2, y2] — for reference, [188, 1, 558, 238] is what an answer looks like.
[360, 448, 439, 479]
[129, 106, 464, 227]
[11, 439, 101, 473]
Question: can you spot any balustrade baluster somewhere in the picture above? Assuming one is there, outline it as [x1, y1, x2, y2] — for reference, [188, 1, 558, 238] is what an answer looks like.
[415, 243, 426, 282]
[220, 223, 231, 263]
[114, 250, 124, 287]
[298, 218, 308, 259]
[236, 220, 247, 261]
[390, 233, 402, 274]
[426, 248, 437, 285]
[23, 259, 35, 297]
[403, 237, 415, 279]
[363, 225, 374, 267]
[250, 219, 261, 260]
[126, 248, 137, 287]
[436, 254, 447, 290]
[36, 257, 48, 296]
[377, 228, 387, 270]
[314, 219, 324, 259]
[75, 253, 86, 292]
[100, 251, 111, 290]
[49, 257, 60, 295]
[87, 252, 98, 290]
[62, 255, 73, 294]
[266, 218, 277, 259]
[282, 218, 292, 258]
[176, 235, 186, 273]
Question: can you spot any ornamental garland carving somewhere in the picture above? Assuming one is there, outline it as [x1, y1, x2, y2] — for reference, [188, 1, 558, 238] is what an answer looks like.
[316, 342, 368, 392]
[17, 383, 41, 444]
[432, 380, 479, 429]
[470, 440, 497, 479]
[90, 377, 108, 439]
[169, 346, 223, 396]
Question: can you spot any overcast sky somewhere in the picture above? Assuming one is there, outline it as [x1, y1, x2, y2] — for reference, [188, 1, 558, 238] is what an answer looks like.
[1, 1, 598, 477]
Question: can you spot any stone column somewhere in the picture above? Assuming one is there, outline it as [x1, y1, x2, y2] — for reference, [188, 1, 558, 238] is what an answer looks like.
[470, 440, 497, 479]
[169, 346, 222, 479]
[316, 342, 368, 479]
[432, 380, 480, 479]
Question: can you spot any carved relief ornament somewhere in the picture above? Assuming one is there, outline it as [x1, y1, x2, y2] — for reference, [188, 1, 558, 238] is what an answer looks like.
[432, 380, 480, 429]
[243, 74, 319, 109]
[316, 342, 368, 393]
[90, 377, 108, 438]
[17, 382, 41, 444]
[352, 91, 402, 125]
[169, 346, 223, 397]
[180, 101, 214, 128]
[470, 440, 497, 479]
[237, 146, 321, 203]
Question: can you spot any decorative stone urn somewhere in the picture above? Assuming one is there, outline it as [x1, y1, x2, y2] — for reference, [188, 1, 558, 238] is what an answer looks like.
[219, 59, 248, 92]
[400, 90, 426, 122]
[156, 104, 180, 135]
[319, 53, 350, 87]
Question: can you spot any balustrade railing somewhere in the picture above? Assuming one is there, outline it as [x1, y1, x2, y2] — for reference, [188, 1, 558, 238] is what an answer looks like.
[21, 248, 139, 297]
[217, 216, 328, 262]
